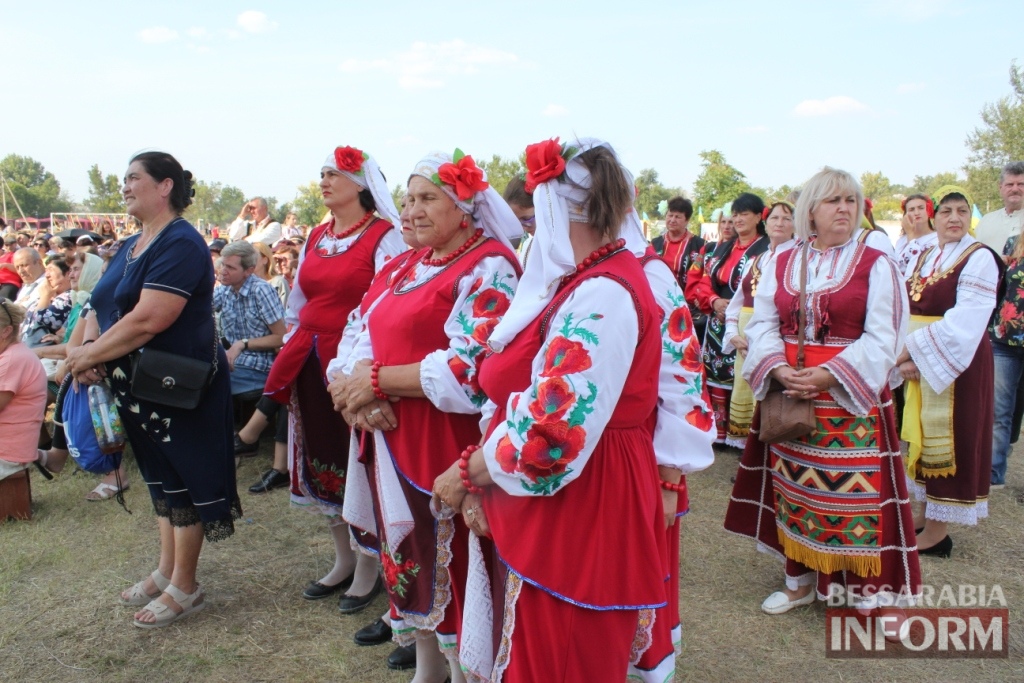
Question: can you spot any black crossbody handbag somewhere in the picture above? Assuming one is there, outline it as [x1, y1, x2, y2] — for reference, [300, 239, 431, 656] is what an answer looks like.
[129, 341, 218, 410]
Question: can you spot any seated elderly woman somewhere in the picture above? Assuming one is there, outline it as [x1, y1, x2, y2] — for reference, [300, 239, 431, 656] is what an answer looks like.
[21, 256, 72, 347]
[725, 167, 920, 619]
[0, 302, 47, 483]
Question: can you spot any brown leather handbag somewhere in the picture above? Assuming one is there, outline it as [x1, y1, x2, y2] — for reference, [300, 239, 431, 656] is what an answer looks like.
[758, 241, 816, 443]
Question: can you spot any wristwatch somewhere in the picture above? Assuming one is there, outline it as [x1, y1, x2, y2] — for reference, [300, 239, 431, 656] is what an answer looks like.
[242, 339, 250, 350]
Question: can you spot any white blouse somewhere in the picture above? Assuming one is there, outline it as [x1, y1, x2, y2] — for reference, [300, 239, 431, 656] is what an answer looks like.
[905, 236, 1000, 394]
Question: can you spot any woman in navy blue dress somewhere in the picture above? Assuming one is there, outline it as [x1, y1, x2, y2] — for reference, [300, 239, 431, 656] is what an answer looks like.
[66, 151, 237, 629]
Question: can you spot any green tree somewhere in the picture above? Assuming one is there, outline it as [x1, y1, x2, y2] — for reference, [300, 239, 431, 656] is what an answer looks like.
[391, 183, 405, 210]
[965, 61, 1024, 212]
[479, 154, 524, 197]
[860, 171, 892, 201]
[634, 168, 677, 219]
[289, 181, 327, 228]
[0, 154, 72, 218]
[85, 164, 124, 213]
[183, 180, 248, 228]
[910, 172, 963, 196]
[691, 150, 751, 212]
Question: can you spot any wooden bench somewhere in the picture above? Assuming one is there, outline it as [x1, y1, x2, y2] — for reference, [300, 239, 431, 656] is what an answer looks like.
[0, 468, 32, 522]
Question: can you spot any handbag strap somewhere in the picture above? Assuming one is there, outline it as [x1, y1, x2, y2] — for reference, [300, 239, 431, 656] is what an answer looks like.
[796, 240, 809, 370]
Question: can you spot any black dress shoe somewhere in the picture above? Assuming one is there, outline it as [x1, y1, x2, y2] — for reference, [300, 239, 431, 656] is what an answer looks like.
[918, 535, 953, 558]
[302, 572, 354, 600]
[338, 576, 383, 615]
[234, 433, 258, 457]
[248, 469, 289, 494]
[353, 618, 393, 646]
[386, 644, 416, 671]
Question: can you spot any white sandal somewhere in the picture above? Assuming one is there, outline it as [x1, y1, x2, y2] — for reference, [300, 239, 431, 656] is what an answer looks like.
[120, 569, 171, 606]
[133, 583, 206, 629]
[85, 481, 129, 502]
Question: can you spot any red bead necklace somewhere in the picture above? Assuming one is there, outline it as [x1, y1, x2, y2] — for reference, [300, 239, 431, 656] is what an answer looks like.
[423, 228, 484, 267]
[561, 238, 626, 283]
[330, 210, 375, 239]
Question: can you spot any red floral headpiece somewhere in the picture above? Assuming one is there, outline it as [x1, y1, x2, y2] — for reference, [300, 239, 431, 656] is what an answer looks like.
[524, 137, 578, 193]
[901, 196, 935, 218]
[433, 148, 489, 201]
[863, 197, 874, 213]
[334, 146, 367, 174]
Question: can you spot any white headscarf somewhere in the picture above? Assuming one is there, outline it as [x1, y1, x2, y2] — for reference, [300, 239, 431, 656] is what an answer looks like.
[73, 252, 103, 306]
[322, 146, 401, 227]
[408, 151, 521, 252]
[488, 137, 646, 352]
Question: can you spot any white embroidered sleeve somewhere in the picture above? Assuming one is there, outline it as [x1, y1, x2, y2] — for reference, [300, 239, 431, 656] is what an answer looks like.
[373, 228, 410, 273]
[742, 258, 788, 399]
[906, 247, 999, 394]
[644, 259, 716, 473]
[420, 255, 520, 414]
[721, 278, 748, 355]
[482, 278, 639, 496]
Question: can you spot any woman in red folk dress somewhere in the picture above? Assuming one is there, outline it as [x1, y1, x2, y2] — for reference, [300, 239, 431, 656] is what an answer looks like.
[262, 146, 407, 608]
[434, 138, 668, 683]
[725, 167, 921, 619]
[339, 150, 522, 683]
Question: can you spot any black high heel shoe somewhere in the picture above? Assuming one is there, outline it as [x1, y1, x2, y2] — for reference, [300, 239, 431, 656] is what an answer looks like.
[918, 535, 953, 558]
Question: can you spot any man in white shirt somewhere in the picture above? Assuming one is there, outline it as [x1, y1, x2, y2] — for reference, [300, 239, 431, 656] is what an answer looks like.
[975, 161, 1024, 253]
[227, 197, 282, 247]
[12, 247, 46, 340]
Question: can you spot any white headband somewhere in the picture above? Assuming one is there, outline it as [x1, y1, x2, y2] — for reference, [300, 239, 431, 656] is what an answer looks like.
[322, 146, 400, 227]
[488, 137, 646, 352]
[409, 150, 521, 252]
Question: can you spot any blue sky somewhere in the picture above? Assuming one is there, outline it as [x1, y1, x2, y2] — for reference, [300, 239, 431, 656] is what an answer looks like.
[1, 0, 1019, 208]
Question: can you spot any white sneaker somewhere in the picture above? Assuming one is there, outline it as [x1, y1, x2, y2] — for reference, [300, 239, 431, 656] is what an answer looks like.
[761, 590, 816, 615]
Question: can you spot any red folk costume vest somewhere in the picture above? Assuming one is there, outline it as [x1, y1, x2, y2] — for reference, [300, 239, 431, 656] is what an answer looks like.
[775, 243, 882, 345]
[369, 240, 520, 491]
[478, 249, 668, 610]
[264, 218, 394, 403]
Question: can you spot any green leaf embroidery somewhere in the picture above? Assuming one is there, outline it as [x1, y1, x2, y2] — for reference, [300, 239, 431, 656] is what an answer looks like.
[456, 311, 474, 335]
[663, 339, 684, 364]
[567, 381, 597, 428]
[667, 290, 684, 308]
[492, 272, 516, 296]
[520, 469, 572, 495]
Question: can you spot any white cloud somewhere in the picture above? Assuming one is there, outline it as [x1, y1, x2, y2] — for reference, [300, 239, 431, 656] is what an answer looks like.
[138, 27, 179, 44]
[792, 96, 869, 117]
[186, 27, 210, 40]
[737, 124, 768, 134]
[339, 40, 519, 90]
[543, 104, 569, 117]
[237, 11, 278, 34]
[897, 82, 926, 94]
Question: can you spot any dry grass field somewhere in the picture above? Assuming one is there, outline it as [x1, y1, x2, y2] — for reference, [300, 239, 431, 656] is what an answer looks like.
[2, 441, 1023, 683]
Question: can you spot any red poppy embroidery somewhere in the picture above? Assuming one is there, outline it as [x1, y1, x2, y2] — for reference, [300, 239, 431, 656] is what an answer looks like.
[448, 356, 472, 385]
[472, 289, 511, 319]
[471, 318, 499, 344]
[519, 420, 586, 481]
[495, 435, 519, 473]
[541, 337, 592, 377]
[468, 276, 484, 295]
[685, 405, 714, 432]
[667, 307, 692, 343]
[315, 468, 342, 494]
[528, 378, 575, 422]
[681, 337, 702, 372]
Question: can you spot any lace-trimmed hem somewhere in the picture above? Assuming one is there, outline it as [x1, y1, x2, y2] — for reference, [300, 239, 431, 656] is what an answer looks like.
[154, 495, 243, 542]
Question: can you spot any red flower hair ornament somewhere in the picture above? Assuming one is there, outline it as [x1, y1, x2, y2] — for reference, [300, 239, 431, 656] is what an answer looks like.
[334, 146, 367, 174]
[524, 137, 577, 193]
[433, 148, 489, 201]
[901, 196, 935, 218]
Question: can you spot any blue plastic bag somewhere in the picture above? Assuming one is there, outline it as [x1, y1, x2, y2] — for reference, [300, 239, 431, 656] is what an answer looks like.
[62, 382, 123, 474]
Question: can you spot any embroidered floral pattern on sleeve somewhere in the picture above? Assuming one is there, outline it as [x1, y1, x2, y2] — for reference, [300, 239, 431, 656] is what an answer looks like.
[451, 272, 517, 407]
[661, 290, 714, 432]
[494, 312, 603, 495]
